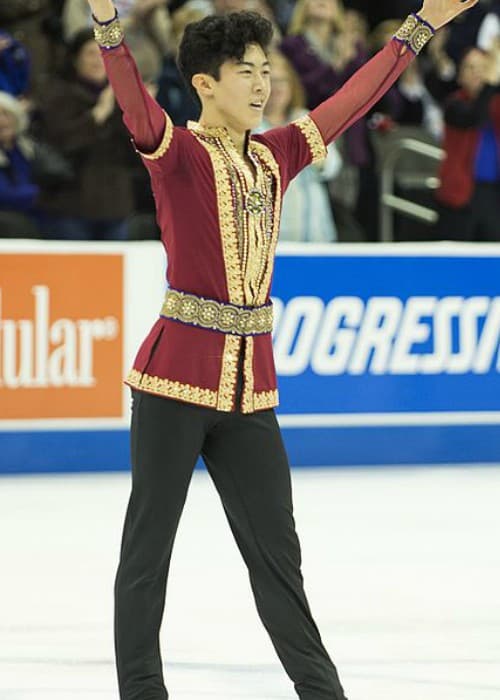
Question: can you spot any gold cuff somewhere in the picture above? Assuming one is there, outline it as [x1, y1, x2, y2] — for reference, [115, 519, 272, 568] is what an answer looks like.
[394, 14, 434, 55]
[93, 15, 124, 49]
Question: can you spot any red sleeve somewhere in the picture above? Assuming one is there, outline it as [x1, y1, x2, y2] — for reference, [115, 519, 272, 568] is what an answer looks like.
[256, 39, 415, 186]
[100, 42, 167, 154]
[253, 123, 317, 190]
[310, 39, 414, 144]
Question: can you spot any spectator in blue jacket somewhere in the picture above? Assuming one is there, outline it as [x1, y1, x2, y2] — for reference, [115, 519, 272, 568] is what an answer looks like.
[0, 90, 40, 237]
[0, 32, 30, 97]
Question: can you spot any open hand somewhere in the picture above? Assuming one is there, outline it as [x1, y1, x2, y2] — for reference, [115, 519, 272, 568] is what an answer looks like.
[418, 0, 479, 31]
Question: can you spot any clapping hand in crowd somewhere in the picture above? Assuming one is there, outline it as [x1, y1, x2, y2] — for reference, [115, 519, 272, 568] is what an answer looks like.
[331, 31, 358, 71]
[485, 47, 500, 85]
[92, 84, 115, 124]
[487, 36, 500, 85]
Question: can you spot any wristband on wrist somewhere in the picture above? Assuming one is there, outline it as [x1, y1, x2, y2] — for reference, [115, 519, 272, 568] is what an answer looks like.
[414, 13, 437, 34]
[93, 9, 124, 49]
[394, 13, 435, 55]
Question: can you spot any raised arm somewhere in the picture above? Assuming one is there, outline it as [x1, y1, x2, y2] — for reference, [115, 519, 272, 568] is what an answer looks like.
[310, 0, 479, 145]
[87, 0, 166, 154]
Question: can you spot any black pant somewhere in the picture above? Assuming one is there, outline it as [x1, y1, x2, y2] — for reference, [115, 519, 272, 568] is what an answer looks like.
[436, 182, 500, 242]
[115, 390, 347, 700]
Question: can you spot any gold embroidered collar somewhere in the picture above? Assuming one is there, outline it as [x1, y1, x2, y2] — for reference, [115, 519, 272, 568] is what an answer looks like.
[187, 120, 251, 153]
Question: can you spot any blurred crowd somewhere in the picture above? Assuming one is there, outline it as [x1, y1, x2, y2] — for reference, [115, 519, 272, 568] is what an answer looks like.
[1, 0, 500, 243]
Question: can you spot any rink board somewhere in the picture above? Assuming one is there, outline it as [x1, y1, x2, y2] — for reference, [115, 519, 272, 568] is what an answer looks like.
[1, 241, 499, 473]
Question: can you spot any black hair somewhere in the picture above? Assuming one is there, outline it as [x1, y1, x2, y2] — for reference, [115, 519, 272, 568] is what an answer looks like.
[177, 11, 273, 106]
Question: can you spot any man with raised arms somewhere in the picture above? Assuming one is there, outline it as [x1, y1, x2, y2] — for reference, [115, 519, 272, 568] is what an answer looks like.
[85, 0, 477, 697]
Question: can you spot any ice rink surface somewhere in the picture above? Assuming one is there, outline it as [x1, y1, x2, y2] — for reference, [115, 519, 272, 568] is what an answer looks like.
[1, 465, 499, 700]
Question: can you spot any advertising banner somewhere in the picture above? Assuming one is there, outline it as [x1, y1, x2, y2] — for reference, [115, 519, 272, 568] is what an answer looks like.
[0, 253, 123, 420]
[1, 241, 499, 471]
[271, 247, 500, 423]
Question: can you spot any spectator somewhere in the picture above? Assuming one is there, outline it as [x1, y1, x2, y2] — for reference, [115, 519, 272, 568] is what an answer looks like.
[247, 0, 282, 42]
[156, 0, 213, 126]
[267, 0, 295, 34]
[281, 0, 378, 240]
[445, 3, 487, 64]
[477, 1, 500, 92]
[215, 0, 282, 42]
[396, 60, 443, 139]
[435, 47, 500, 241]
[257, 51, 342, 242]
[62, 0, 173, 69]
[0, 32, 31, 98]
[213, 0, 249, 12]
[370, 19, 442, 140]
[281, 0, 367, 109]
[424, 27, 458, 103]
[343, 8, 369, 50]
[39, 29, 135, 240]
[342, 0, 418, 30]
[0, 1, 54, 97]
[0, 91, 40, 238]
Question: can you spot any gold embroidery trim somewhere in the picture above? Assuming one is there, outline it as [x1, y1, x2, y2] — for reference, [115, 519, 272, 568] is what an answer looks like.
[190, 132, 244, 305]
[253, 389, 279, 412]
[217, 335, 241, 411]
[160, 289, 273, 336]
[241, 338, 255, 413]
[250, 142, 282, 306]
[126, 368, 278, 413]
[394, 14, 434, 55]
[138, 111, 174, 160]
[126, 369, 217, 408]
[293, 115, 327, 164]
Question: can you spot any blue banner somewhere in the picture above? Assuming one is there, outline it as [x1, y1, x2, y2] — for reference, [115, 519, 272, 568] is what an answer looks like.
[272, 252, 500, 418]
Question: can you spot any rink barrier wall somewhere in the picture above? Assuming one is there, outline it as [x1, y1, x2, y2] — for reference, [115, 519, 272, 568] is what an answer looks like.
[1, 240, 499, 473]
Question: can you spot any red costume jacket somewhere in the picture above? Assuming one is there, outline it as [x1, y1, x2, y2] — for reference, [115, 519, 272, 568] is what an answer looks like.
[437, 86, 500, 208]
[101, 37, 413, 413]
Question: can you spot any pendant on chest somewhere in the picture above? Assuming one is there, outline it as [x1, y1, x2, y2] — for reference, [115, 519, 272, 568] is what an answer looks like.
[245, 188, 266, 216]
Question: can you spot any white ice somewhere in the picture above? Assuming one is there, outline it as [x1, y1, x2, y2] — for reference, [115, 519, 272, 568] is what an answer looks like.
[1, 465, 500, 700]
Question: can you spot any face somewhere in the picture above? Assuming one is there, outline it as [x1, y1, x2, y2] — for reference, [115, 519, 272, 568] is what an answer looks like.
[265, 57, 293, 116]
[459, 49, 487, 95]
[0, 106, 17, 147]
[304, 0, 340, 24]
[75, 40, 107, 84]
[197, 43, 271, 131]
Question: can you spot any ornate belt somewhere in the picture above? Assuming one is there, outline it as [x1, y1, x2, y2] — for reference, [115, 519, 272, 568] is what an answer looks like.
[160, 289, 273, 336]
